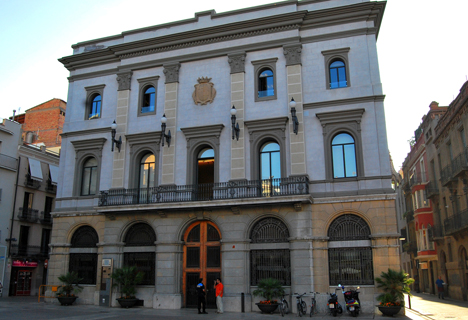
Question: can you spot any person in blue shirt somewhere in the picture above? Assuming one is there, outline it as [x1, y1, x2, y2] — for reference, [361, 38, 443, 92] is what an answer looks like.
[197, 278, 208, 314]
[436, 276, 445, 299]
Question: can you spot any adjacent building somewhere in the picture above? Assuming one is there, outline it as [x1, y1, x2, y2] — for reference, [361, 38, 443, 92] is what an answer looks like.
[50, 0, 399, 312]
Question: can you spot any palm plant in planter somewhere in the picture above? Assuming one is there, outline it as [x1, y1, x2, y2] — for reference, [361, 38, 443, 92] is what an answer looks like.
[56, 271, 83, 306]
[376, 269, 414, 316]
[111, 266, 144, 308]
[253, 278, 285, 314]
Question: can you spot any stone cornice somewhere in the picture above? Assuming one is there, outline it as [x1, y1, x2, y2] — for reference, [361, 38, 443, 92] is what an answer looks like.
[61, 127, 111, 138]
[180, 124, 225, 140]
[60, 2, 386, 72]
[304, 95, 385, 110]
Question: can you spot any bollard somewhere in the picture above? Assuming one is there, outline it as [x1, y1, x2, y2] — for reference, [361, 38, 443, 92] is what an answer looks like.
[241, 292, 245, 312]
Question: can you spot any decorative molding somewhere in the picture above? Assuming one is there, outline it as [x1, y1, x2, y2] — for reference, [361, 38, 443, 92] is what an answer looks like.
[228, 52, 246, 74]
[231, 207, 241, 215]
[116, 71, 132, 91]
[321, 47, 350, 56]
[181, 124, 225, 149]
[163, 63, 181, 83]
[316, 108, 365, 131]
[304, 95, 385, 110]
[283, 44, 302, 66]
[61, 127, 111, 138]
[293, 203, 302, 212]
[70, 137, 107, 152]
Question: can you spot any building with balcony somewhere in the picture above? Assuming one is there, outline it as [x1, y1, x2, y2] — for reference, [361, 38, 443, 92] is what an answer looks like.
[401, 102, 446, 295]
[431, 81, 468, 301]
[50, 0, 398, 312]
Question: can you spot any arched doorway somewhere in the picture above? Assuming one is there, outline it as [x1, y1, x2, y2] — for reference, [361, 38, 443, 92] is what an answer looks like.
[183, 221, 221, 308]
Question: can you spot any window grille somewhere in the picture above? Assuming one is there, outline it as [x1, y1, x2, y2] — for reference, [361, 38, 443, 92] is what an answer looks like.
[251, 217, 289, 243]
[186, 247, 200, 268]
[328, 214, 370, 241]
[250, 249, 291, 285]
[207, 225, 220, 241]
[207, 246, 221, 268]
[187, 225, 200, 242]
[71, 226, 98, 248]
[124, 252, 155, 285]
[125, 223, 156, 246]
[328, 247, 373, 285]
[69, 253, 97, 284]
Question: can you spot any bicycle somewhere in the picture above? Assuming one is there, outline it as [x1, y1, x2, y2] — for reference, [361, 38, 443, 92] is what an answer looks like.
[309, 292, 318, 317]
[294, 292, 307, 317]
[279, 293, 289, 317]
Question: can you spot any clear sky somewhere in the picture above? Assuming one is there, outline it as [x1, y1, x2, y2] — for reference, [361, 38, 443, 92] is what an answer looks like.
[1, 0, 467, 169]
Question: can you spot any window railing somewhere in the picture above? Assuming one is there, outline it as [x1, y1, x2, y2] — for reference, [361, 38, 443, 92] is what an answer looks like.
[45, 179, 57, 193]
[40, 211, 52, 224]
[25, 173, 41, 189]
[17, 207, 39, 222]
[425, 180, 439, 198]
[444, 208, 468, 235]
[430, 224, 445, 239]
[409, 171, 428, 187]
[10, 244, 48, 258]
[450, 147, 468, 178]
[99, 176, 309, 207]
[440, 164, 453, 186]
[0, 153, 18, 171]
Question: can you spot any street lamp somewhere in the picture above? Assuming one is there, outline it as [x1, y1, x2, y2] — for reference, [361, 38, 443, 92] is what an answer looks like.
[111, 120, 122, 152]
[231, 106, 240, 141]
[290, 98, 299, 135]
[161, 114, 171, 147]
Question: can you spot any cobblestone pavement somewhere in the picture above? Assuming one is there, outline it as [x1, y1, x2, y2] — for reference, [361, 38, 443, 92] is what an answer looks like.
[404, 292, 468, 320]
[1, 293, 467, 320]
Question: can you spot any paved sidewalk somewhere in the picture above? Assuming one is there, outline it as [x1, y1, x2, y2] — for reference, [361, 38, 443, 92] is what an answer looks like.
[403, 293, 468, 320]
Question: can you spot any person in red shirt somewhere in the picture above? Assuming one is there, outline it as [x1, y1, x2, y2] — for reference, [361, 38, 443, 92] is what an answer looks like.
[214, 277, 224, 314]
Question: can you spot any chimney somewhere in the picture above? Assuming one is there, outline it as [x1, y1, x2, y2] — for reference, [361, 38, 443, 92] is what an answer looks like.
[429, 101, 439, 110]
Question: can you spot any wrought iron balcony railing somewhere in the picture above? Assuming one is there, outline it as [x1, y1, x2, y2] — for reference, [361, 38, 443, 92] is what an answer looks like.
[10, 244, 48, 258]
[40, 211, 52, 224]
[451, 147, 468, 178]
[444, 208, 468, 235]
[440, 164, 453, 186]
[425, 180, 439, 198]
[430, 224, 445, 239]
[409, 171, 428, 187]
[45, 179, 57, 193]
[99, 176, 309, 207]
[17, 207, 39, 222]
[0, 153, 18, 171]
[24, 173, 41, 189]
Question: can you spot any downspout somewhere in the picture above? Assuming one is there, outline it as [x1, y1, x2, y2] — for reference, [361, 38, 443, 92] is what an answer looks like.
[8, 156, 21, 256]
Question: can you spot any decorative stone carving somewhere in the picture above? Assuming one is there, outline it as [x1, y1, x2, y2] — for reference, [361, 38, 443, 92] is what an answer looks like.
[116, 71, 132, 91]
[163, 63, 181, 83]
[228, 53, 246, 73]
[283, 44, 302, 66]
[192, 77, 217, 105]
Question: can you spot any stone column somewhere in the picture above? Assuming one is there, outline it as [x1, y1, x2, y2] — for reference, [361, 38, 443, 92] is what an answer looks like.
[289, 238, 313, 313]
[112, 71, 132, 188]
[161, 63, 180, 185]
[283, 45, 307, 176]
[228, 53, 246, 181]
[153, 241, 183, 309]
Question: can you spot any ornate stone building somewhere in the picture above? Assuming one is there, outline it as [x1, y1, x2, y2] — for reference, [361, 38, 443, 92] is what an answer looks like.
[50, 0, 399, 312]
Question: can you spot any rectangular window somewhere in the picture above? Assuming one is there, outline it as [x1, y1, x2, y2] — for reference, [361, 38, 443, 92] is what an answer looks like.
[41, 229, 51, 256]
[124, 252, 155, 285]
[461, 129, 466, 148]
[328, 247, 374, 285]
[18, 225, 30, 256]
[69, 253, 97, 284]
[448, 142, 453, 160]
[250, 249, 291, 286]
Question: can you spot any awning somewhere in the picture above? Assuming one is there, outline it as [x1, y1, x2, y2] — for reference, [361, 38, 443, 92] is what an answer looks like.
[28, 158, 43, 181]
[49, 164, 59, 185]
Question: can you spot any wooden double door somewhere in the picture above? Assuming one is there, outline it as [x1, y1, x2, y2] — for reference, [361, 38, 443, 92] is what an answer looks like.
[183, 221, 221, 308]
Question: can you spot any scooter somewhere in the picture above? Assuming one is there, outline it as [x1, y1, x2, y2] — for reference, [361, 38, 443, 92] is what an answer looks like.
[340, 285, 360, 317]
[327, 288, 343, 317]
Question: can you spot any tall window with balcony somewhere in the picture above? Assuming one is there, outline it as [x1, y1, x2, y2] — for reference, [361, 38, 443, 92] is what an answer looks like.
[260, 142, 281, 196]
[81, 157, 98, 196]
[139, 153, 155, 203]
[69, 226, 98, 284]
[197, 148, 214, 200]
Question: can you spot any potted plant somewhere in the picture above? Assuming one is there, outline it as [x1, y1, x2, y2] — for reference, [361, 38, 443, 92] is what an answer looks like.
[111, 266, 144, 308]
[252, 278, 285, 314]
[56, 271, 83, 306]
[376, 269, 414, 316]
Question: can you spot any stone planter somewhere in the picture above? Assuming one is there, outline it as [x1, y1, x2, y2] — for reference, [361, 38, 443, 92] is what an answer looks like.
[378, 306, 402, 316]
[256, 303, 279, 314]
[57, 296, 78, 306]
[117, 298, 139, 308]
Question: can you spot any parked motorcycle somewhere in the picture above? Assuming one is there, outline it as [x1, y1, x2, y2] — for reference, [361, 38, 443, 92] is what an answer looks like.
[340, 285, 360, 317]
[327, 288, 343, 317]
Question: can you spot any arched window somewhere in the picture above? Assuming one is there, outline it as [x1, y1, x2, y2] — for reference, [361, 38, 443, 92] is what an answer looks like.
[124, 223, 156, 285]
[88, 94, 101, 119]
[81, 157, 98, 195]
[328, 215, 373, 285]
[141, 86, 155, 114]
[258, 68, 274, 98]
[139, 153, 155, 189]
[69, 226, 98, 284]
[260, 142, 281, 180]
[332, 133, 357, 178]
[197, 148, 215, 200]
[250, 217, 291, 285]
[329, 59, 347, 89]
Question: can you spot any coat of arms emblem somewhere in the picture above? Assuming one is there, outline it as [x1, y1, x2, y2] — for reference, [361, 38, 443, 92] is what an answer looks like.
[192, 77, 216, 105]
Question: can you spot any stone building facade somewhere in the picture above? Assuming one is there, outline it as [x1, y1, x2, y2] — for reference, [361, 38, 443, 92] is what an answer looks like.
[50, 0, 399, 312]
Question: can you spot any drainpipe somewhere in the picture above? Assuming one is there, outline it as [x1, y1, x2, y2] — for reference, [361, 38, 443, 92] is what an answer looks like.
[8, 156, 21, 256]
